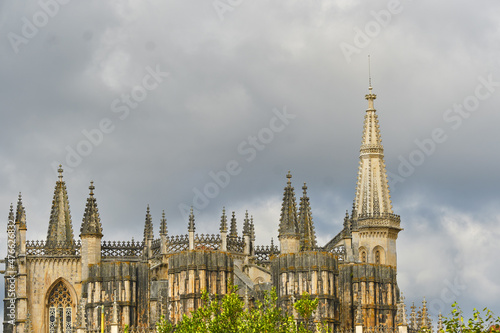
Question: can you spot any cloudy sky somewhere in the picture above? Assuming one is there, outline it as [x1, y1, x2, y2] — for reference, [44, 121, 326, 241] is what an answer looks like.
[1, 0, 500, 324]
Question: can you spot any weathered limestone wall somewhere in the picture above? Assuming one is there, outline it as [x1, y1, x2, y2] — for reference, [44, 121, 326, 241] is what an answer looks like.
[338, 263, 398, 329]
[85, 261, 143, 329]
[271, 251, 340, 330]
[167, 250, 234, 324]
[26, 257, 81, 333]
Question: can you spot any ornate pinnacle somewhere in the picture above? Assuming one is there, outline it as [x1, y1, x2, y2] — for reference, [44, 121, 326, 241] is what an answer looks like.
[220, 207, 228, 233]
[80, 181, 103, 237]
[188, 207, 195, 232]
[58, 164, 63, 182]
[160, 210, 167, 236]
[279, 172, 299, 239]
[250, 216, 255, 241]
[243, 210, 250, 236]
[229, 211, 237, 238]
[143, 205, 154, 241]
[16, 193, 27, 230]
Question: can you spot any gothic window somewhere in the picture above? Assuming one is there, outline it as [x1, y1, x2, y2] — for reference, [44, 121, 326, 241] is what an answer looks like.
[361, 251, 366, 263]
[48, 281, 73, 333]
[375, 250, 381, 264]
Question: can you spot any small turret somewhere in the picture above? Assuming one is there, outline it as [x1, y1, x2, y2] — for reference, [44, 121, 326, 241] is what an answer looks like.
[243, 211, 251, 255]
[278, 171, 299, 254]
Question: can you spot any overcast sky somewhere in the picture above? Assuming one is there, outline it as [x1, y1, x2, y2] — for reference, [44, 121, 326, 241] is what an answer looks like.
[1, 0, 500, 324]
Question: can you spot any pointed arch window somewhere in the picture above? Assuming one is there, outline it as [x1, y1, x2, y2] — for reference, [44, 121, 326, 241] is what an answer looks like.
[48, 281, 73, 333]
[361, 251, 367, 263]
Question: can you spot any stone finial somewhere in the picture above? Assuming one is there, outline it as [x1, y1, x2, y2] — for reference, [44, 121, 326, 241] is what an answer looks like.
[160, 210, 168, 236]
[437, 313, 443, 332]
[16, 192, 27, 230]
[46, 167, 75, 247]
[143, 204, 154, 241]
[250, 216, 255, 242]
[80, 181, 103, 238]
[58, 164, 63, 182]
[229, 211, 237, 238]
[243, 210, 250, 236]
[188, 207, 195, 232]
[298, 182, 316, 251]
[278, 172, 299, 239]
[220, 207, 228, 233]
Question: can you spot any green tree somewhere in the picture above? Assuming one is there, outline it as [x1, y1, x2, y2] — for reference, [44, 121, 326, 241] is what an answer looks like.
[440, 302, 500, 333]
[155, 287, 329, 333]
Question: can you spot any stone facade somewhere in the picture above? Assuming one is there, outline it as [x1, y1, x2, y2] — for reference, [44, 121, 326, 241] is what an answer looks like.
[3, 86, 406, 333]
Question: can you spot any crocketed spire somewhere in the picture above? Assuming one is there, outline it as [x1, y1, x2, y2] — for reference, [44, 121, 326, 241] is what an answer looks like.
[159, 210, 168, 236]
[143, 205, 154, 242]
[353, 85, 394, 217]
[278, 171, 299, 239]
[229, 211, 237, 238]
[188, 207, 195, 232]
[298, 183, 316, 251]
[46, 165, 75, 248]
[16, 193, 27, 230]
[219, 207, 228, 233]
[80, 181, 103, 237]
[243, 210, 250, 236]
[250, 216, 255, 242]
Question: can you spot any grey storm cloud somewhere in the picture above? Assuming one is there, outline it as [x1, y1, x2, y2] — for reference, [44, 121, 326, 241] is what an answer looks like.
[1, 0, 500, 321]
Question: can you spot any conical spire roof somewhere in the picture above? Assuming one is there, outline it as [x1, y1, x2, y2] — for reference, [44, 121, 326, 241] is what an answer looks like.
[80, 182, 103, 237]
[46, 165, 75, 247]
[16, 193, 27, 230]
[298, 183, 316, 251]
[159, 210, 168, 236]
[353, 86, 394, 217]
[278, 171, 299, 239]
[143, 205, 154, 241]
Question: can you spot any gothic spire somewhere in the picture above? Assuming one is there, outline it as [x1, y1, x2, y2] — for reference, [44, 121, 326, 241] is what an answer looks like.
[159, 210, 168, 236]
[298, 183, 316, 251]
[8, 203, 14, 223]
[229, 211, 237, 238]
[46, 165, 75, 247]
[143, 205, 154, 241]
[243, 210, 250, 236]
[353, 85, 394, 217]
[278, 171, 299, 239]
[16, 193, 27, 230]
[250, 216, 255, 242]
[219, 207, 228, 233]
[80, 181, 103, 237]
[188, 207, 195, 232]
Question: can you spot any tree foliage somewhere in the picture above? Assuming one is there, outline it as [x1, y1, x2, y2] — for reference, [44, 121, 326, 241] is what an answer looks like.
[440, 302, 500, 333]
[156, 287, 330, 333]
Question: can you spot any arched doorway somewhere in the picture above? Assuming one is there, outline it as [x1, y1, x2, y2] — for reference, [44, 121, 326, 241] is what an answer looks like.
[47, 281, 74, 333]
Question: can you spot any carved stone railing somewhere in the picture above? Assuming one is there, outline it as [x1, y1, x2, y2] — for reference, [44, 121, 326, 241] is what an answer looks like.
[356, 212, 401, 229]
[165, 235, 189, 253]
[101, 240, 144, 258]
[194, 234, 221, 250]
[227, 236, 245, 253]
[328, 245, 346, 262]
[254, 244, 280, 265]
[151, 238, 161, 256]
[26, 240, 81, 256]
